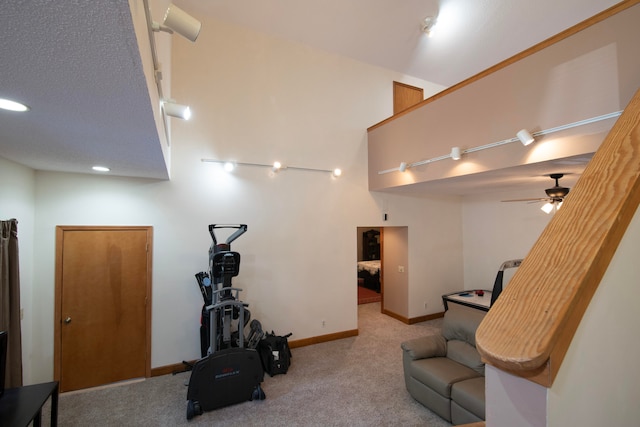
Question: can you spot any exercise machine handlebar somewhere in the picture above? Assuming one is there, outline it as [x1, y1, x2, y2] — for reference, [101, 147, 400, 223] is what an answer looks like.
[208, 224, 247, 246]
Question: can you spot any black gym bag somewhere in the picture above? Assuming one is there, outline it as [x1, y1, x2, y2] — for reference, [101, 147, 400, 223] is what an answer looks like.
[257, 332, 292, 376]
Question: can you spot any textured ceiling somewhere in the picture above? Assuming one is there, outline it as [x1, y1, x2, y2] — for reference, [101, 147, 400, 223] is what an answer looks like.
[0, 0, 167, 179]
[0, 0, 620, 188]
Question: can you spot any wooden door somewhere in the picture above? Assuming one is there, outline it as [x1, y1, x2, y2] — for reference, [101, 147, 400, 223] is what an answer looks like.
[393, 81, 423, 114]
[54, 226, 152, 392]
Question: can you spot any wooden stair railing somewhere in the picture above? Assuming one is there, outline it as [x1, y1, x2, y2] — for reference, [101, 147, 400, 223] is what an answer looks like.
[475, 88, 640, 387]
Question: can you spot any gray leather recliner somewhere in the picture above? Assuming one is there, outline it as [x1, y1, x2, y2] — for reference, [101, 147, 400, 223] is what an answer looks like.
[401, 308, 486, 425]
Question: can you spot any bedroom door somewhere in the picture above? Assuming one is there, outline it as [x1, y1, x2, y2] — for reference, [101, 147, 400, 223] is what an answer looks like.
[54, 226, 152, 392]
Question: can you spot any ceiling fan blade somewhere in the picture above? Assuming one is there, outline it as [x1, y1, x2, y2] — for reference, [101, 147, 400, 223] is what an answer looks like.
[501, 198, 549, 203]
[501, 174, 567, 207]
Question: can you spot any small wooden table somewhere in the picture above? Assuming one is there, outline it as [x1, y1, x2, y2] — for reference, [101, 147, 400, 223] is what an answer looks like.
[0, 381, 59, 427]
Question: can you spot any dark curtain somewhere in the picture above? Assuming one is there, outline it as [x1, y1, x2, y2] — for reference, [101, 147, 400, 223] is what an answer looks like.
[1, 218, 23, 388]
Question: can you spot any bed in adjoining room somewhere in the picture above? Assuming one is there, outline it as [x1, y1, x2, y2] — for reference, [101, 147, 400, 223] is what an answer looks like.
[357, 260, 380, 292]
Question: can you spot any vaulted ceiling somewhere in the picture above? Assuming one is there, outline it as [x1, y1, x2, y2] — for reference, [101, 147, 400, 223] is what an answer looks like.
[0, 0, 619, 188]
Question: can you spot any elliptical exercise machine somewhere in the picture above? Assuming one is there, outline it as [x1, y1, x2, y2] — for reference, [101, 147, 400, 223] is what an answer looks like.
[186, 224, 265, 420]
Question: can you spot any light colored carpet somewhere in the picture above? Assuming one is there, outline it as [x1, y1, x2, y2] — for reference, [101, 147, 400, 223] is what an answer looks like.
[51, 302, 452, 426]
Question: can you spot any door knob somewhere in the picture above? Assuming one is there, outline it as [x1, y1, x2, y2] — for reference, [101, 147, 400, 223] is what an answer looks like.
[64, 317, 72, 324]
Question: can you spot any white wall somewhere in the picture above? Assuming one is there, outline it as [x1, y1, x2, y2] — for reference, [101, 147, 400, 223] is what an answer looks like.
[485, 364, 547, 427]
[462, 189, 553, 292]
[382, 226, 408, 316]
[15, 17, 467, 383]
[169, 17, 462, 321]
[402, 194, 464, 316]
[0, 156, 36, 383]
[547, 205, 640, 426]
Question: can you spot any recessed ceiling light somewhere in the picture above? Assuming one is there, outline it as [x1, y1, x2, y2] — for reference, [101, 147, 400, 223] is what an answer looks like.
[0, 97, 30, 112]
[92, 166, 110, 172]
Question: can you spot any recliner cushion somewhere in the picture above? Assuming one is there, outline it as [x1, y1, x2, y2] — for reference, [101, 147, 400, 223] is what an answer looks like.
[401, 335, 447, 360]
[442, 308, 485, 346]
[446, 340, 485, 375]
[405, 375, 453, 422]
[451, 376, 485, 420]
[409, 357, 481, 398]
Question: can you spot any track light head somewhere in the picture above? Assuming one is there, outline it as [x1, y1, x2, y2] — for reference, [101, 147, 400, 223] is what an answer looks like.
[421, 16, 438, 36]
[153, 4, 201, 42]
[399, 162, 408, 172]
[163, 101, 191, 120]
[517, 129, 535, 146]
[450, 147, 461, 160]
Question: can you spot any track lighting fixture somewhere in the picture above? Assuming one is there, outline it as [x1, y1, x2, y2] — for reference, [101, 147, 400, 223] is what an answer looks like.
[377, 110, 622, 175]
[421, 16, 437, 36]
[163, 101, 191, 120]
[517, 129, 535, 146]
[202, 159, 342, 178]
[143, 0, 200, 145]
[153, 3, 202, 42]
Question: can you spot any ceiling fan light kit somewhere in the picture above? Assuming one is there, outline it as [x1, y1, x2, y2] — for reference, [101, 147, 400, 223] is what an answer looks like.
[503, 173, 570, 214]
[541, 200, 563, 214]
[541, 202, 555, 214]
[545, 173, 570, 198]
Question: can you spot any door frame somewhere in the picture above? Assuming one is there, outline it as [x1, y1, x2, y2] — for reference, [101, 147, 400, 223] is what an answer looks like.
[53, 225, 153, 384]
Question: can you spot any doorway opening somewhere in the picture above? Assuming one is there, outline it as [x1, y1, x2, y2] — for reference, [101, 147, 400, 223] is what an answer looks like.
[357, 227, 382, 305]
[356, 226, 409, 319]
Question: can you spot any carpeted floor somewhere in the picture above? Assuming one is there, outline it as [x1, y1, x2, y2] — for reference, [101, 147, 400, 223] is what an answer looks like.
[47, 302, 451, 426]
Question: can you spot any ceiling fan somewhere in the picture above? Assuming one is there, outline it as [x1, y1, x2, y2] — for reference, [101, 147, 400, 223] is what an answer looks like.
[502, 173, 570, 214]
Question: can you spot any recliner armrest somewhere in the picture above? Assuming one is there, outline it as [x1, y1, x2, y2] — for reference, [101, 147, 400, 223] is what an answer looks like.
[401, 335, 447, 360]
